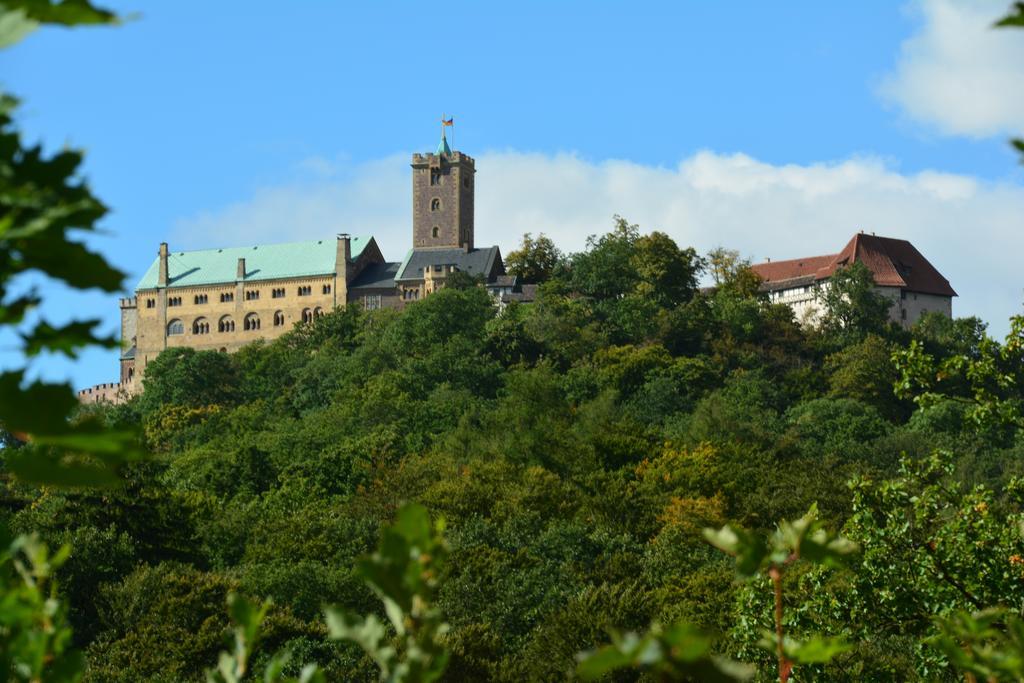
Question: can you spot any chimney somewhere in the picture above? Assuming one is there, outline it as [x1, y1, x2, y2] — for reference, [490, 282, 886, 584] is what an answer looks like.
[237, 257, 246, 280]
[158, 242, 169, 286]
[337, 233, 351, 267]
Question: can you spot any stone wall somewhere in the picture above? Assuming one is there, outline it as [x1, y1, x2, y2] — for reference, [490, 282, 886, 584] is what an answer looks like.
[135, 274, 338, 380]
[411, 151, 475, 250]
[77, 382, 125, 404]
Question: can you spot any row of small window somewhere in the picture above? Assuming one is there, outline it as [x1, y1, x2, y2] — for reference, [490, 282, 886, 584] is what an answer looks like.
[158, 285, 332, 307]
[166, 309, 324, 335]
[401, 289, 420, 301]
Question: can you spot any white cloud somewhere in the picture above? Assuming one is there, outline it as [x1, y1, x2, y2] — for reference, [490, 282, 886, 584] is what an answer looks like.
[174, 149, 1024, 336]
[879, 0, 1024, 138]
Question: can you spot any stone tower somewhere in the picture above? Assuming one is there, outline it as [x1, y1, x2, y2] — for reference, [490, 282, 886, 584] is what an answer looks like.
[411, 130, 475, 250]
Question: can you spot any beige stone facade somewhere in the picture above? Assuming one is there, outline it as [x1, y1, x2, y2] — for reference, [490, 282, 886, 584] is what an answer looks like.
[78, 132, 510, 404]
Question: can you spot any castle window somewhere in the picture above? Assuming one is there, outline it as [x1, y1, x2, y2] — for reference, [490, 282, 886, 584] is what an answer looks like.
[431, 198, 441, 211]
[313, 306, 324, 319]
[430, 169, 441, 186]
[463, 177, 470, 188]
[146, 298, 155, 309]
[431, 226, 439, 239]
[322, 284, 331, 294]
[168, 296, 182, 307]
[192, 317, 210, 334]
[167, 319, 184, 336]
[272, 288, 285, 299]
[301, 308, 313, 323]
[218, 316, 235, 333]
[194, 294, 208, 305]
[273, 311, 285, 327]
[362, 295, 381, 311]
[298, 285, 312, 296]
[245, 290, 260, 301]
[901, 309, 907, 320]
[244, 313, 261, 331]
[220, 292, 234, 303]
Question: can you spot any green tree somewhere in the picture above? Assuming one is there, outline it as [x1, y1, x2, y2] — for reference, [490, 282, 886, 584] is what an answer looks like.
[139, 347, 242, 414]
[566, 216, 640, 301]
[632, 231, 704, 308]
[505, 232, 563, 284]
[825, 334, 904, 419]
[816, 261, 892, 344]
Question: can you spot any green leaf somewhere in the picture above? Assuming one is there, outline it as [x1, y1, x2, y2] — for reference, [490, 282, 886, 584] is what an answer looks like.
[1, 0, 118, 27]
[0, 7, 37, 47]
[21, 319, 116, 357]
[786, 634, 853, 664]
[703, 524, 768, 577]
[995, 2, 1024, 27]
[6, 448, 123, 488]
[393, 502, 431, 544]
[0, 370, 78, 435]
[324, 608, 396, 672]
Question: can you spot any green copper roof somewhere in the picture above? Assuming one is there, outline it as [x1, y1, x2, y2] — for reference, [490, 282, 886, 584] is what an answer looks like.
[135, 236, 372, 291]
[436, 132, 452, 156]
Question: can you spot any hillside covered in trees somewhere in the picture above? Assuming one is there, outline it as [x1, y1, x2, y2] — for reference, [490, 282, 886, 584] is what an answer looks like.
[6, 216, 1024, 681]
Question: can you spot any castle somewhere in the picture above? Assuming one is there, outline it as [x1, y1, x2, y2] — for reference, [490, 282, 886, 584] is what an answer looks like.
[79, 130, 513, 402]
[76, 129, 958, 404]
[750, 232, 956, 326]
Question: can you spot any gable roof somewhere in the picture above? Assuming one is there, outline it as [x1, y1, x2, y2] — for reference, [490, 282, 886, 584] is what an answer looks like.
[395, 246, 504, 282]
[750, 233, 956, 297]
[136, 237, 373, 290]
[349, 261, 401, 290]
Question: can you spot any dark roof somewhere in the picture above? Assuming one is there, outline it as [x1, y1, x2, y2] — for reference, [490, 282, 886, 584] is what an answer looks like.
[395, 246, 504, 282]
[750, 255, 834, 284]
[121, 346, 136, 361]
[491, 274, 517, 287]
[501, 284, 539, 303]
[750, 233, 956, 297]
[349, 261, 401, 290]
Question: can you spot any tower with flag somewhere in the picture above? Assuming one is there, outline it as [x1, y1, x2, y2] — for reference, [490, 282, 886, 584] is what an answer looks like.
[410, 115, 475, 250]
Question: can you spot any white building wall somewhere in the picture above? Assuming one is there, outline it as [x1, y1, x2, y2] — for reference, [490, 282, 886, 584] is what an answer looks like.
[768, 281, 951, 330]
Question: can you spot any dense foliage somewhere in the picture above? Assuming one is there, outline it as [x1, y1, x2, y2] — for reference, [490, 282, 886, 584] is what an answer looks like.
[6, 215, 1024, 679]
[3, 2, 1024, 681]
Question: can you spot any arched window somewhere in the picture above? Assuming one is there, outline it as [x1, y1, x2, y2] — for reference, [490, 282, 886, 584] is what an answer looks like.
[167, 319, 184, 336]
[244, 313, 260, 331]
[273, 311, 285, 327]
[218, 315, 235, 333]
[301, 308, 313, 324]
[430, 198, 441, 211]
[192, 317, 209, 334]
[431, 226, 439, 238]
[313, 307, 324, 319]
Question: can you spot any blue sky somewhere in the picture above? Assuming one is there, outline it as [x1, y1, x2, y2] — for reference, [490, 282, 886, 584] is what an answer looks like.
[2, 0, 1023, 389]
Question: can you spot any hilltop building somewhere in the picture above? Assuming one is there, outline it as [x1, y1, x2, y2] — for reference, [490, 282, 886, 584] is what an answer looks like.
[750, 232, 956, 327]
[80, 129, 510, 402]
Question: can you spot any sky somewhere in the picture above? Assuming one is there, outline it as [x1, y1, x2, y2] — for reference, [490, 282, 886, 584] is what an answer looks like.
[2, 0, 1023, 390]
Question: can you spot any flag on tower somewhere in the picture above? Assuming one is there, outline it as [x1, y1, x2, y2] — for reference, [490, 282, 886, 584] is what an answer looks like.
[442, 117, 454, 126]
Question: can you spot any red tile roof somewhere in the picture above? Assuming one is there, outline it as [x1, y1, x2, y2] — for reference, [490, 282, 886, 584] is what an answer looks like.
[750, 233, 956, 297]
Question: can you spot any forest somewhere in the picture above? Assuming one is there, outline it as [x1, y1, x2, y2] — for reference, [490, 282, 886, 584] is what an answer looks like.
[3, 1, 1024, 682]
